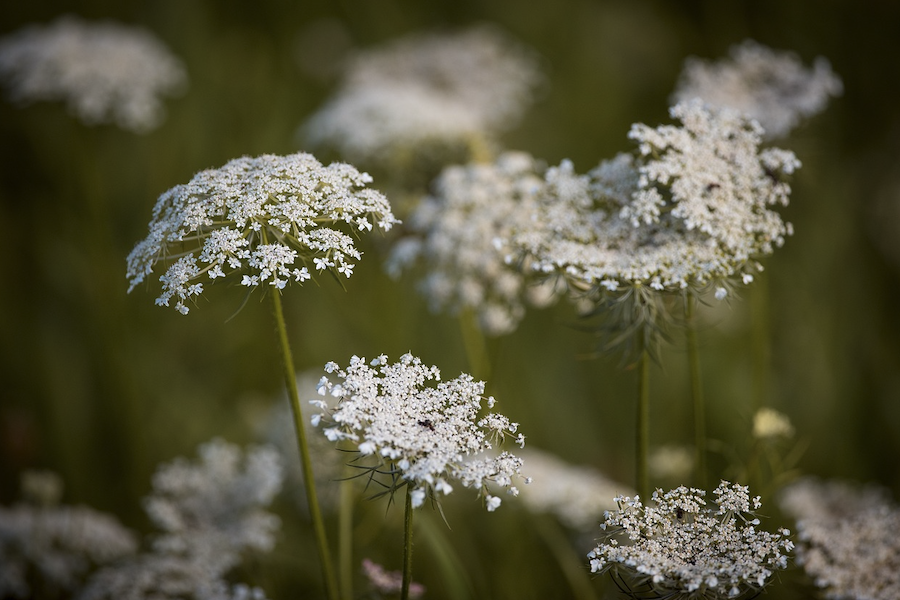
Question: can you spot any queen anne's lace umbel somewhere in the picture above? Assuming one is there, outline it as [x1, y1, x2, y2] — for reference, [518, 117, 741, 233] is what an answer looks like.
[387, 152, 561, 336]
[672, 40, 842, 139]
[512, 100, 799, 297]
[588, 482, 793, 599]
[126, 152, 397, 314]
[312, 354, 528, 511]
[0, 15, 186, 132]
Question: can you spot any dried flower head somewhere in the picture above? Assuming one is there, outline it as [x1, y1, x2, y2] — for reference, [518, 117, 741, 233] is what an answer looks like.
[302, 25, 542, 165]
[312, 353, 528, 511]
[126, 152, 397, 314]
[515, 448, 632, 532]
[387, 152, 562, 335]
[588, 481, 793, 599]
[513, 100, 799, 298]
[672, 40, 842, 139]
[0, 474, 138, 599]
[0, 15, 186, 132]
[361, 558, 425, 599]
[81, 439, 282, 600]
[779, 477, 900, 600]
[752, 407, 795, 440]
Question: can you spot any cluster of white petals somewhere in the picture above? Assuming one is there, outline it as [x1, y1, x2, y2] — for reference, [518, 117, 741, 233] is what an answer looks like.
[387, 152, 562, 336]
[672, 40, 842, 139]
[81, 439, 282, 600]
[751, 407, 795, 440]
[779, 478, 900, 600]
[512, 100, 799, 296]
[0, 499, 138, 599]
[0, 15, 186, 132]
[588, 481, 793, 599]
[514, 448, 632, 531]
[312, 353, 528, 511]
[126, 152, 397, 314]
[302, 25, 542, 163]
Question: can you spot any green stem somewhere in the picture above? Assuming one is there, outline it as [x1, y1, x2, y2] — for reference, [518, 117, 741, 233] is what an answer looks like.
[459, 308, 491, 383]
[401, 485, 415, 600]
[268, 287, 338, 600]
[339, 470, 354, 600]
[685, 292, 707, 490]
[533, 515, 599, 600]
[636, 332, 650, 501]
[751, 270, 770, 412]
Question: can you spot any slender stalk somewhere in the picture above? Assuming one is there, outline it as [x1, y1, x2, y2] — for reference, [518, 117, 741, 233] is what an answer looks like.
[401, 485, 415, 600]
[635, 331, 650, 501]
[459, 308, 491, 383]
[339, 470, 354, 600]
[685, 292, 707, 489]
[533, 515, 599, 600]
[750, 270, 770, 412]
[268, 287, 338, 600]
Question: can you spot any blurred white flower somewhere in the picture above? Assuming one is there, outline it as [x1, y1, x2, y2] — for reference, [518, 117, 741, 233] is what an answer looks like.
[672, 40, 842, 139]
[752, 407, 795, 440]
[312, 353, 527, 510]
[589, 481, 792, 599]
[302, 24, 542, 164]
[126, 152, 397, 314]
[386, 151, 562, 336]
[0, 15, 187, 132]
[361, 558, 425, 599]
[648, 444, 694, 482]
[779, 477, 900, 600]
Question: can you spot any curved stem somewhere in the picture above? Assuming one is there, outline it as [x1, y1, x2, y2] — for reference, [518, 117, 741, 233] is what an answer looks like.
[636, 331, 650, 501]
[268, 287, 338, 600]
[401, 485, 415, 600]
[685, 292, 707, 489]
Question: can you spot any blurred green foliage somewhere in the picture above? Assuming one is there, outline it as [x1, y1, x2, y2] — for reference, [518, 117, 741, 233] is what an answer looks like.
[2, 0, 900, 598]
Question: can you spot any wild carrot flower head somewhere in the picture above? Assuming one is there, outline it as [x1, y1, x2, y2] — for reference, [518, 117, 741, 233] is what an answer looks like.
[386, 152, 562, 335]
[751, 407, 795, 440]
[302, 25, 542, 165]
[0, 15, 186, 133]
[588, 481, 793, 599]
[672, 40, 842, 139]
[312, 353, 528, 511]
[126, 152, 397, 314]
[513, 100, 799, 299]
[779, 478, 900, 600]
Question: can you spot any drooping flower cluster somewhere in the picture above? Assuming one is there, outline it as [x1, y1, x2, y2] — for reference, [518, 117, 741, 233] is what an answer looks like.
[302, 25, 542, 166]
[0, 473, 138, 600]
[779, 477, 900, 600]
[387, 152, 562, 335]
[312, 353, 528, 511]
[588, 481, 793, 599]
[514, 448, 632, 532]
[126, 152, 397, 314]
[0, 15, 187, 132]
[80, 439, 282, 600]
[511, 100, 799, 300]
[672, 40, 842, 139]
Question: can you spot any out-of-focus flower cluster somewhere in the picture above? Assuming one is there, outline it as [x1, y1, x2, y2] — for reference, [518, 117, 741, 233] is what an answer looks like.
[302, 25, 542, 167]
[779, 478, 900, 600]
[672, 39, 842, 139]
[0, 15, 186, 132]
[312, 353, 528, 511]
[126, 152, 397, 314]
[387, 152, 562, 336]
[80, 439, 282, 600]
[361, 558, 425, 599]
[588, 481, 793, 599]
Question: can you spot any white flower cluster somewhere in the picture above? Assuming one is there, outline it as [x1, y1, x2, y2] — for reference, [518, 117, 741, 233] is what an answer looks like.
[512, 100, 799, 297]
[312, 353, 528, 511]
[126, 152, 397, 314]
[751, 407, 795, 440]
[588, 481, 793, 599]
[0, 15, 187, 133]
[514, 448, 632, 532]
[387, 152, 562, 336]
[779, 478, 900, 600]
[302, 25, 542, 164]
[672, 40, 842, 139]
[80, 439, 282, 600]
[0, 497, 138, 599]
